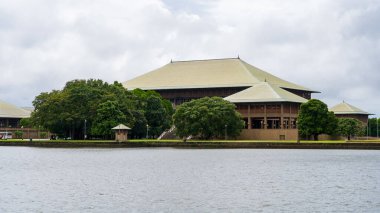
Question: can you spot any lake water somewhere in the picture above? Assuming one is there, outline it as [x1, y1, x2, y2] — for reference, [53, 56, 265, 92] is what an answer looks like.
[0, 147, 379, 212]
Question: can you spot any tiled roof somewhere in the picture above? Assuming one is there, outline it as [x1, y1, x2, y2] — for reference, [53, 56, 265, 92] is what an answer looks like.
[0, 100, 31, 118]
[330, 102, 372, 115]
[224, 82, 308, 103]
[123, 58, 316, 92]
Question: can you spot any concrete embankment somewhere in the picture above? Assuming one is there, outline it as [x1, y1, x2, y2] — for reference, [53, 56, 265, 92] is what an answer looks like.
[1, 141, 380, 150]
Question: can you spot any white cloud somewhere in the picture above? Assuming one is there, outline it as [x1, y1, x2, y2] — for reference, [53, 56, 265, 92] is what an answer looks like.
[0, 0, 379, 116]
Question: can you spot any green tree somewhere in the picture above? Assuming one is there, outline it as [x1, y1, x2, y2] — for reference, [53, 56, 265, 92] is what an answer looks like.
[31, 79, 173, 139]
[325, 111, 339, 135]
[14, 130, 23, 139]
[145, 96, 169, 137]
[337, 118, 364, 140]
[367, 118, 379, 137]
[31, 79, 136, 139]
[91, 100, 128, 138]
[131, 89, 174, 138]
[298, 99, 338, 141]
[130, 110, 148, 138]
[173, 97, 244, 140]
[20, 118, 33, 128]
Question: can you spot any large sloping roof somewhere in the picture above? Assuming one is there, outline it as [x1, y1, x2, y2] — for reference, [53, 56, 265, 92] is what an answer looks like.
[224, 82, 308, 103]
[123, 58, 316, 92]
[330, 102, 372, 115]
[0, 100, 31, 118]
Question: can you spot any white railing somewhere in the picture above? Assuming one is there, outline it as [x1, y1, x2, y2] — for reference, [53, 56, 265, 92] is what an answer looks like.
[157, 126, 176, 140]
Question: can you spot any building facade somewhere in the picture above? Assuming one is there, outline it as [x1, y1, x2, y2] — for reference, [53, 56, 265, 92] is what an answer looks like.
[0, 100, 32, 139]
[123, 58, 318, 140]
[0, 100, 31, 128]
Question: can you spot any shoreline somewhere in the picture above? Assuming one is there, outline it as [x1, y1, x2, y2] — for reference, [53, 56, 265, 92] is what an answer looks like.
[1, 141, 380, 150]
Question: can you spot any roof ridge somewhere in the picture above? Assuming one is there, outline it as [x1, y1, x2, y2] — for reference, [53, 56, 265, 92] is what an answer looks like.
[258, 81, 282, 98]
[236, 59, 262, 83]
[344, 102, 368, 113]
[171, 57, 239, 63]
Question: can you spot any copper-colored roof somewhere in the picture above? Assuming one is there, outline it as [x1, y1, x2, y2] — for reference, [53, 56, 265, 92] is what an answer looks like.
[123, 58, 317, 92]
[0, 100, 31, 118]
[224, 82, 308, 103]
[330, 101, 372, 115]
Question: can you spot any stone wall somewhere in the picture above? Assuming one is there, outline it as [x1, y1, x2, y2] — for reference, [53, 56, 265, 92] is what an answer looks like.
[238, 129, 299, 140]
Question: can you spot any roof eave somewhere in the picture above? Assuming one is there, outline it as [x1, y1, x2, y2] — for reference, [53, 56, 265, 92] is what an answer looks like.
[333, 112, 372, 115]
[124, 84, 253, 91]
[280, 86, 320, 93]
[225, 99, 306, 103]
[0, 115, 30, 118]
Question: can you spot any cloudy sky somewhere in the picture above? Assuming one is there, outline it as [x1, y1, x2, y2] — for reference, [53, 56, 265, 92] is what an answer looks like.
[0, 0, 379, 115]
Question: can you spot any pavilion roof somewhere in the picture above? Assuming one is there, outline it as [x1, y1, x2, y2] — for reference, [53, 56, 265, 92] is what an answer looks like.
[224, 82, 308, 103]
[329, 101, 372, 115]
[112, 124, 131, 130]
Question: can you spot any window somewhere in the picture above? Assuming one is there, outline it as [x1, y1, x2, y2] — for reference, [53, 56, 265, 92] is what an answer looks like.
[290, 118, 297, 129]
[243, 118, 249, 129]
[251, 118, 264, 129]
[267, 117, 280, 129]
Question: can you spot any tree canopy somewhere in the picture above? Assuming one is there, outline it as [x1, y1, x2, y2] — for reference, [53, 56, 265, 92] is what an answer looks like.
[91, 100, 128, 137]
[131, 89, 173, 138]
[367, 118, 379, 137]
[173, 97, 244, 140]
[337, 118, 364, 140]
[30, 79, 173, 139]
[298, 99, 338, 140]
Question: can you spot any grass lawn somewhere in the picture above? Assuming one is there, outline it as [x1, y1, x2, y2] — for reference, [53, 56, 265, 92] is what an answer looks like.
[2, 139, 379, 143]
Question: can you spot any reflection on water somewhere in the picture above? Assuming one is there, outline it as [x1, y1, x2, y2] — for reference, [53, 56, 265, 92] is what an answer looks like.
[0, 147, 379, 212]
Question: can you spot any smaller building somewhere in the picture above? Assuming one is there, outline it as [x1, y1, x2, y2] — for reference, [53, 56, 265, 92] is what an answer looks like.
[0, 99, 31, 128]
[0, 100, 47, 139]
[224, 82, 308, 140]
[330, 101, 372, 124]
[112, 124, 131, 142]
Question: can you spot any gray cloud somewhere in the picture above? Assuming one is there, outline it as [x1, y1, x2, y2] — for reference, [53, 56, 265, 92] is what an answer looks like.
[0, 0, 379, 116]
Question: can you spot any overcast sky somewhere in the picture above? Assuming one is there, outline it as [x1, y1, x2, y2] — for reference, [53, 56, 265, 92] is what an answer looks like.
[0, 0, 379, 116]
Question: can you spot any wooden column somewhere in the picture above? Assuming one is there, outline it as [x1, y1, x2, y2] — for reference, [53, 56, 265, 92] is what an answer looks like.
[248, 104, 251, 129]
[280, 103, 284, 129]
[264, 104, 267, 129]
[289, 103, 292, 129]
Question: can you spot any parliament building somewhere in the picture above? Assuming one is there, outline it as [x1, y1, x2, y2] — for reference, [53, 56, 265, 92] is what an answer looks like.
[123, 58, 369, 140]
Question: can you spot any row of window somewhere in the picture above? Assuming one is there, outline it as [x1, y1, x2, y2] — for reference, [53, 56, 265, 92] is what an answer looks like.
[237, 104, 300, 113]
[161, 87, 247, 99]
[0, 119, 20, 128]
[242, 117, 297, 129]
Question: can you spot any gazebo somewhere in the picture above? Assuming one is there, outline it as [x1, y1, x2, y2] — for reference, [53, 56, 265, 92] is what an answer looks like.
[112, 124, 131, 142]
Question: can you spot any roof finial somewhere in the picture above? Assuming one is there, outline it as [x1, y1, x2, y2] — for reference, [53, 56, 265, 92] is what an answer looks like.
[170, 59, 173, 63]
[237, 54, 240, 59]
